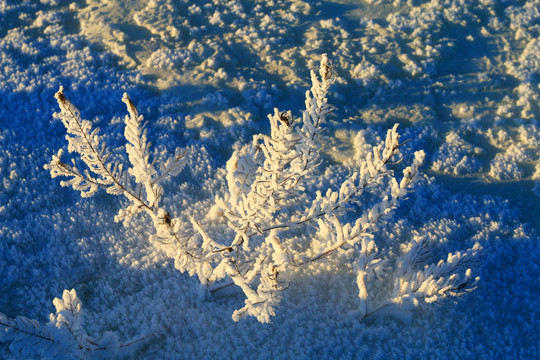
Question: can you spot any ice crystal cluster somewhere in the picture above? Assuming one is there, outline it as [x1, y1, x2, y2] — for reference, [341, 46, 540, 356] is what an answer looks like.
[0, 56, 481, 358]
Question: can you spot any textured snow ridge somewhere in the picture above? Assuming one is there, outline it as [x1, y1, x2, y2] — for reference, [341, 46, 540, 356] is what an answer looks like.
[0, 0, 539, 359]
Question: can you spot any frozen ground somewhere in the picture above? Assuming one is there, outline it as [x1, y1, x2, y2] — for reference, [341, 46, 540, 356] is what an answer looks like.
[0, 0, 539, 358]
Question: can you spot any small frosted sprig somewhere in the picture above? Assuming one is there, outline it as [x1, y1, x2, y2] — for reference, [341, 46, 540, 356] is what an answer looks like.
[0, 289, 147, 359]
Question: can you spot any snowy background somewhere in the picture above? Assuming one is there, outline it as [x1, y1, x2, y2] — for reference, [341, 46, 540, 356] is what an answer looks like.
[1, 0, 539, 358]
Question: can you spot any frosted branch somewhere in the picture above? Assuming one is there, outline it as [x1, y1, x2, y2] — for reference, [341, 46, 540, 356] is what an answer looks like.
[392, 239, 482, 306]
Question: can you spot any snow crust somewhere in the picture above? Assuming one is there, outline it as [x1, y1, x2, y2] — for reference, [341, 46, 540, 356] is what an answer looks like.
[0, 0, 539, 359]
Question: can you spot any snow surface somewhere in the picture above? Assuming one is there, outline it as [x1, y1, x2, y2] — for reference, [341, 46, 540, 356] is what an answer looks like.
[0, 0, 539, 358]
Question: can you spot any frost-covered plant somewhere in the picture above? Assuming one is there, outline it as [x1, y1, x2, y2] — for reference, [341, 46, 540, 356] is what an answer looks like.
[40, 55, 481, 324]
[0, 289, 145, 359]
